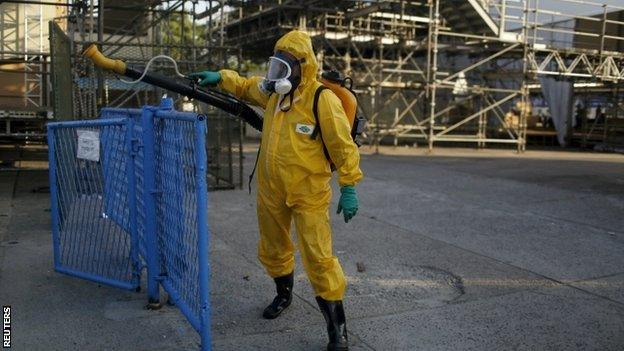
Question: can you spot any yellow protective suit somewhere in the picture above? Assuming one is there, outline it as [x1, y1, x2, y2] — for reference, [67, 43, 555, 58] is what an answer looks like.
[218, 30, 362, 301]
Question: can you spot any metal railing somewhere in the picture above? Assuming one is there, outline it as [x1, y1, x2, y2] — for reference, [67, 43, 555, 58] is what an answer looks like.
[153, 110, 209, 339]
[48, 117, 141, 290]
[48, 99, 211, 350]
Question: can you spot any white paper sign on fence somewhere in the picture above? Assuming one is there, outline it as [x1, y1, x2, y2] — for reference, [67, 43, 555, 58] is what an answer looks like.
[76, 129, 100, 162]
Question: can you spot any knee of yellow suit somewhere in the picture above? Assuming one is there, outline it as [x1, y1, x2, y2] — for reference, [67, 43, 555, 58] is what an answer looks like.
[302, 255, 346, 301]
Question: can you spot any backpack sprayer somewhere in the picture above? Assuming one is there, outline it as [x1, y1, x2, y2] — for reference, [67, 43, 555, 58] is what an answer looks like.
[82, 44, 264, 131]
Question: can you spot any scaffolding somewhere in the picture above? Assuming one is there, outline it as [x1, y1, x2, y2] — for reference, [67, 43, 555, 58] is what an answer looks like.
[0, 2, 51, 109]
[0, 1, 60, 144]
[61, 0, 244, 188]
[2, 0, 623, 165]
[221, 0, 624, 151]
[1, 1, 244, 188]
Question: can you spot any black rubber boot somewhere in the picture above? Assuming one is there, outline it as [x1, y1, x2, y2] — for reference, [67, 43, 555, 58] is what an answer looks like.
[262, 272, 293, 319]
[316, 296, 349, 351]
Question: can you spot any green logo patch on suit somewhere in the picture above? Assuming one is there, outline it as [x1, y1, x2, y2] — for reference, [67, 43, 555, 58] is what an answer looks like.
[295, 123, 314, 135]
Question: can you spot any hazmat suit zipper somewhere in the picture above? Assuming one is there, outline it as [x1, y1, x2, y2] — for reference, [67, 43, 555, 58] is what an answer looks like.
[265, 94, 301, 181]
[265, 102, 282, 180]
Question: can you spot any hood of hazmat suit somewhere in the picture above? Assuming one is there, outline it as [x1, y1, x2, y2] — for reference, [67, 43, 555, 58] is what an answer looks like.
[217, 30, 362, 301]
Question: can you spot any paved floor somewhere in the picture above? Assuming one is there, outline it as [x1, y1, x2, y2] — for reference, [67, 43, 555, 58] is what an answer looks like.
[1, 146, 623, 350]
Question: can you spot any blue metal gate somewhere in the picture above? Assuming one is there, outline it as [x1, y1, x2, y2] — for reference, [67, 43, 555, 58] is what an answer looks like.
[47, 99, 211, 350]
[48, 118, 141, 290]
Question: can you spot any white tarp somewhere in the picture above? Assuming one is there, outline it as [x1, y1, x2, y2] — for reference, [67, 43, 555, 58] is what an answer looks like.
[539, 77, 575, 146]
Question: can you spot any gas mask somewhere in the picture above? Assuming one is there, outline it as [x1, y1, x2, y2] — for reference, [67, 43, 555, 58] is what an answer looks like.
[263, 50, 304, 96]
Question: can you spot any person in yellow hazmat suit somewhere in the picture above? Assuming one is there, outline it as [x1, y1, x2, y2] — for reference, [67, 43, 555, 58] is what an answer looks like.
[190, 30, 362, 351]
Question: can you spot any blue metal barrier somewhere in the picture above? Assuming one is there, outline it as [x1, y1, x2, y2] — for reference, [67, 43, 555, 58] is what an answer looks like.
[154, 109, 210, 349]
[48, 118, 141, 290]
[48, 100, 211, 350]
[100, 108, 147, 262]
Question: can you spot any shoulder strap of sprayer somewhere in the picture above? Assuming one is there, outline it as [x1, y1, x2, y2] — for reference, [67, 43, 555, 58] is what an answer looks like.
[248, 89, 274, 193]
[248, 144, 261, 194]
[311, 86, 332, 164]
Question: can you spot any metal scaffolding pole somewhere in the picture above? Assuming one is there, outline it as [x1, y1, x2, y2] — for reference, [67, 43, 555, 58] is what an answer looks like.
[97, 0, 104, 109]
[427, 0, 440, 151]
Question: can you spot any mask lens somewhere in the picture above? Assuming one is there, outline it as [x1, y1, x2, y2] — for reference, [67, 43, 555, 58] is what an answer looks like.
[266, 57, 291, 81]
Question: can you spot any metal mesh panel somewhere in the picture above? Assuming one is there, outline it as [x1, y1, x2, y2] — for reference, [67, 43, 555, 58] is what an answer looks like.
[49, 21, 74, 121]
[153, 113, 208, 332]
[100, 106, 244, 191]
[48, 119, 140, 290]
[206, 112, 243, 190]
[100, 108, 147, 260]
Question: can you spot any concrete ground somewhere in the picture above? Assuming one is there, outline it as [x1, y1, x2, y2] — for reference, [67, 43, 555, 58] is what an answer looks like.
[1, 146, 623, 350]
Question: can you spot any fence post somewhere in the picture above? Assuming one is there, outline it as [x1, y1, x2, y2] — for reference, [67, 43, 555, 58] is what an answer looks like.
[125, 118, 141, 289]
[141, 106, 161, 306]
[195, 115, 211, 350]
[47, 125, 61, 270]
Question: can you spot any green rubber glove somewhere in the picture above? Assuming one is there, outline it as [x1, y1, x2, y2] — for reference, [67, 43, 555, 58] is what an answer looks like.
[337, 185, 359, 223]
[188, 71, 221, 86]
